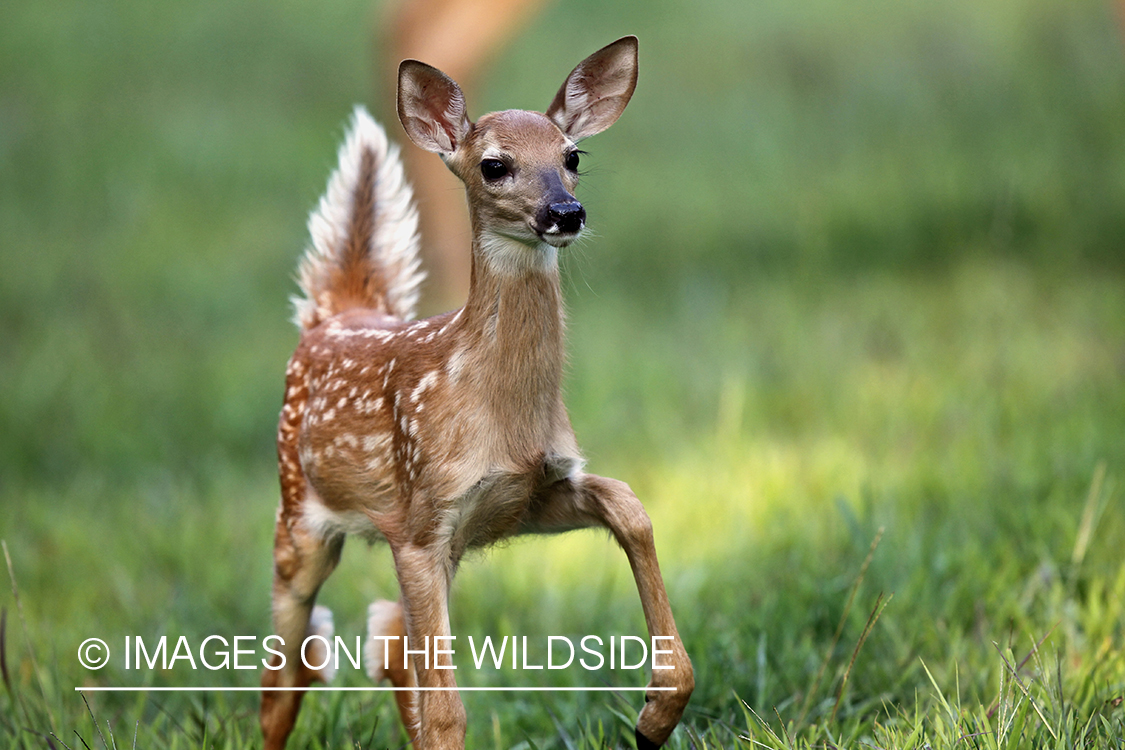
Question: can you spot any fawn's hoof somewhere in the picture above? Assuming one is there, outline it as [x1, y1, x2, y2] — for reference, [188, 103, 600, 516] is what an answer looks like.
[636, 728, 661, 750]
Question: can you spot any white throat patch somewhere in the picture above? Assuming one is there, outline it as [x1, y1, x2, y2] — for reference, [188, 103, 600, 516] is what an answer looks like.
[479, 231, 558, 276]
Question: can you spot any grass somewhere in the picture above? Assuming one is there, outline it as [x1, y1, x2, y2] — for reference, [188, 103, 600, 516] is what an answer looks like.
[4, 263, 1123, 747]
[2, 0, 1125, 746]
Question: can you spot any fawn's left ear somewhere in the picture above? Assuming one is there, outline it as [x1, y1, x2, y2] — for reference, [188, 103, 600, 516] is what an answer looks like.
[398, 59, 472, 154]
[546, 35, 638, 141]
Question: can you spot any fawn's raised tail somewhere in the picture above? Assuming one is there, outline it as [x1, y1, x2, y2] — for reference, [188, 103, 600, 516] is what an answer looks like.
[292, 106, 424, 331]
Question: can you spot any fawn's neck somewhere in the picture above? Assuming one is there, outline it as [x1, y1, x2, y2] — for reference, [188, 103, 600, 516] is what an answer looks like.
[456, 230, 567, 425]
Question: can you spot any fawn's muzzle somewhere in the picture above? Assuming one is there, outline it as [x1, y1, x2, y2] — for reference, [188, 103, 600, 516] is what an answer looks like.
[544, 201, 585, 234]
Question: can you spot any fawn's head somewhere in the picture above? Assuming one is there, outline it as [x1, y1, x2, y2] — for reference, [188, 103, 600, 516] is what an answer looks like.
[397, 36, 638, 260]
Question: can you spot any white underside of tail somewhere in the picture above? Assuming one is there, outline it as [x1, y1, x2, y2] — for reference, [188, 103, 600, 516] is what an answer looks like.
[293, 106, 424, 329]
[307, 604, 337, 683]
[365, 599, 402, 682]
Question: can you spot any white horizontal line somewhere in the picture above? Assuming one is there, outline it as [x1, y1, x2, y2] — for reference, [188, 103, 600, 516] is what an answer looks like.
[76, 686, 674, 693]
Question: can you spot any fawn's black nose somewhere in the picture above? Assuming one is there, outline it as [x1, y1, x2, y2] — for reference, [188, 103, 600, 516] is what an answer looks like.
[547, 201, 585, 234]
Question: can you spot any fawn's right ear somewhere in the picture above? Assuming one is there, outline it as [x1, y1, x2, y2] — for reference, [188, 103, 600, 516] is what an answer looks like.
[397, 60, 471, 155]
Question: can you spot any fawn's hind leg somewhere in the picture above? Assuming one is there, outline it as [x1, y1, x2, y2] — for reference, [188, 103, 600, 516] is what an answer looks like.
[260, 508, 344, 750]
[366, 599, 420, 744]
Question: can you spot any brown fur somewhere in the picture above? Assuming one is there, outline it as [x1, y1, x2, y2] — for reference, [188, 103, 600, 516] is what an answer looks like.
[261, 36, 692, 750]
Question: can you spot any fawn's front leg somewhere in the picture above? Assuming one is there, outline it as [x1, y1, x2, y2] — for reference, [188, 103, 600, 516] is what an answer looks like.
[527, 474, 694, 747]
[391, 541, 466, 749]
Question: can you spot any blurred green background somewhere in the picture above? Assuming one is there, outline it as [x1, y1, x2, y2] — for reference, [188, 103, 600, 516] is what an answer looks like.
[2, 0, 1124, 746]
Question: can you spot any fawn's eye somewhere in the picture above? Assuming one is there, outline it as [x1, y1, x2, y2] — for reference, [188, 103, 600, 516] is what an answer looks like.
[480, 159, 508, 180]
[565, 150, 580, 172]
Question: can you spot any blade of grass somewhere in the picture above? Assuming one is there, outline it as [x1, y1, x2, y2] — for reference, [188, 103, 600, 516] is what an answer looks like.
[830, 590, 893, 723]
[992, 641, 1058, 741]
[986, 622, 1058, 719]
[49, 732, 75, 750]
[3, 539, 57, 735]
[80, 693, 111, 750]
[796, 527, 884, 728]
[1, 607, 9, 698]
[1071, 461, 1107, 572]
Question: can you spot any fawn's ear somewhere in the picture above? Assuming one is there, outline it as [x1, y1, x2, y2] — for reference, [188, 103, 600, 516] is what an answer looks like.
[546, 35, 638, 141]
[397, 60, 472, 154]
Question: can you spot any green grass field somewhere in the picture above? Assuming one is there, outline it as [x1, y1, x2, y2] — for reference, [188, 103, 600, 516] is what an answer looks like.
[2, 0, 1124, 747]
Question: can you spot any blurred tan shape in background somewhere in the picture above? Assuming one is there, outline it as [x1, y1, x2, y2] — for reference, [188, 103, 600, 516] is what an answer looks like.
[380, 0, 550, 313]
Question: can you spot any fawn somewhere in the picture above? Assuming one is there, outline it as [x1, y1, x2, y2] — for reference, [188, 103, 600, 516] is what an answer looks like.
[260, 36, 694, 749]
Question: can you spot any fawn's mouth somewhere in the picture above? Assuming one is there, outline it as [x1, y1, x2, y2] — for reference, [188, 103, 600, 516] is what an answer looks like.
[534, 225, 583, 248]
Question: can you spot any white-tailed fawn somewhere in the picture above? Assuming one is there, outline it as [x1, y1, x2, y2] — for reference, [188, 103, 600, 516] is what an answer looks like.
[260, 36, 693, 749]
